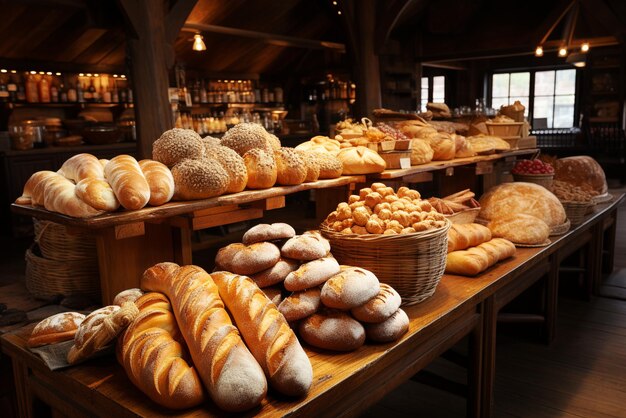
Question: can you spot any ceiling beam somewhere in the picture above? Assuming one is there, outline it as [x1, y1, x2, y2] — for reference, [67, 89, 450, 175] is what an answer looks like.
[165, 0, 198, 44]
[374, 0, 420, 53]
[182, 22, 346, 52]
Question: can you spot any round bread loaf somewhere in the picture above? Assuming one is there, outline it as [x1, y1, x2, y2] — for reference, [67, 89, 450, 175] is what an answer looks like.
[262, 285, 284, 306]
[278, 288, 321, 322]
[365, 308, 409, 343]
[410, 138, 434, 165]
[351, 283, 401, 323]
[299, 310, 365, 351]
[303, 230, 332, 253]
[320, 267, 381, 310]
[296, 151, 321, 182]
[171, 158, 229, 200]
[204, 145, 248, 193]
[28, 312, 85, 348]
[313, 152, 343, 179]
[215, 242, 281, 275]
[201, 135, 221, 150]
[221, 122, 274, 156]
[112, 288, 144, 306]
[487, 213, 550, 245]
[555, 156, 608, 195]
[243, 223, 296, 245]
[152, 128, 204, 168]
[267, 133, 282, 150]
[243, 149, 277, 189]
[250, 258, 299, 288]
[336, 146, 386, 175]
[274, 147, 307, 185]
[281, 234, 330, 261]
[284, 257, 340, 292]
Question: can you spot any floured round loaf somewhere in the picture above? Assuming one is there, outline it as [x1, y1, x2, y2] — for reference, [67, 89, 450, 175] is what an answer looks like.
[321, 267, 380, 310]
[303, 230, 332, 253]
[153, 128, 204, 167]
[279, 288, 321, 322]
[284, 257, 340, 292]
[488, 213, 550, 245]
[298, 309, 365, 351]
[112, 288, 144, 306]
[281, 233, 331, 261]
[365, 308, 409, 343]
[351, 283, 401, 323]
[478, 182, 566, 227]
[204, 145, 248, 193]
[215, 242, 281, 275]
[336, 146, 386, 175]
[274, 147, 307, 185]
[250, 258, 299, 288]
[555, 156, 608, 195]
[243, 223, 296, 245]
[171, 158, 229, 200]
[243, 149, 277, 189]
[410, 138, 434, 165]
[28, 312, 85, 347]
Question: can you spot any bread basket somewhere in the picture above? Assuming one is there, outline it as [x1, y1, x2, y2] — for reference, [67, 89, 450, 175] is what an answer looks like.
[445, 207, 480, 224]
[512, 173, 554, 189]
[560, 201, 594, 226]
[320, 219, 451, 306]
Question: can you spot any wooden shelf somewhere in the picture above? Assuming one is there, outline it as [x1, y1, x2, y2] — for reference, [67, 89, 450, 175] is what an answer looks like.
[5, 102, 133, 109]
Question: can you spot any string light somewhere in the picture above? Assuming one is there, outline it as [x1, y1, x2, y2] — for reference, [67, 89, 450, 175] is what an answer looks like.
[558, 46, 568, 57]
[192, 34, 206, 51]
[535, 46, 543, 57]
[581, 42, 590, 52]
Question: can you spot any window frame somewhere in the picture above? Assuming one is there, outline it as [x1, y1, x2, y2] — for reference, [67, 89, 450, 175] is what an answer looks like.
[421, 75, 446, 111]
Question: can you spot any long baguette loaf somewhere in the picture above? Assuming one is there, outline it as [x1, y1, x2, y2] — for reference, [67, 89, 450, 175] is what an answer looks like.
[447, 223, 492, 253]
[212, 271, 313, 397]
[104, 155, 151, 210]
[141, 263, 267, 412]
[117, 292, 205, 409]
[445, 238, 516, 276]
[58, 153, 105, 181]
[138, 159, 175, 206]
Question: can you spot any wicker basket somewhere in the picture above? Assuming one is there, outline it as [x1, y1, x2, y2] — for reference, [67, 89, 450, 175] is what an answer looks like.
[561, 201, 593, 226]
[513, 173, 554, 189]
[320, 220, 451, 306]
[25, 246, 101, 300]
[34, 219, 97, 261]
[445, 207, 480, 224]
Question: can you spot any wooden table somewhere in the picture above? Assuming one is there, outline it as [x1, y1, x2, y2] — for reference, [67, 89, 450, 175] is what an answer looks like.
[2, 194, 622, 418]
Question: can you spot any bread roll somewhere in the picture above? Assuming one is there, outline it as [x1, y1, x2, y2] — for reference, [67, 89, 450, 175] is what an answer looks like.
[320, 267, 380, 310]
[242, 222, 296, 245]
[336, 146, 386, 174]
[104, 155, 151, 210]
[99, 159, 109, 169]
[37, 172, 105, 218]
[152, 128, 204, 168]
[274, 147, 307, 185]
[138, 159, 175, 206]
[28, 312, 85, 347]
[365, 308, 409, 343]
[299, 309, 365, 351]
[117, 293, 205, 409]
[315, 152, 344, 178]
[58, 153, 105, 182]
[555, 156, 608, 195]
[204, 145, 248, 194]
[427, 132, 456, 161]
[212, 272, 313, 397]
[75, 177, 120, 211]
[445, 238, 516, 276]
[201, 135, 221, 150]
[250, 258, 299, 288]
[284, 257, 340, 292]
[447, 223, 492, 253]
[171, 158, 229, 200]
[454, 135, 475, 158]
[221, 122, 274, 156]
[351, 283, 401, 323]
[215, 242, 281, 275]
[410, 139, 434, 165]
[243, 148, 277, 189]
[299, 151, 321, 182]
[112, 288, 144, 306]
[278, 288, 321, 322]
[141, 263, 267, 412]
[15, 170, 56, 205]
[487, 214, 550, 245]
[281, 234, 330, 261]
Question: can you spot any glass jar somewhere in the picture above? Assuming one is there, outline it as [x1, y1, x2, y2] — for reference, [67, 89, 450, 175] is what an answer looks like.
[43, 118, 66, 146]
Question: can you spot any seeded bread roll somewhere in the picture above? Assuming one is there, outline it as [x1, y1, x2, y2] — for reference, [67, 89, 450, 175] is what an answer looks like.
[171, 158, 229, 200]
[201, 135, 221, 150]
[243, 223, 296, 245]
[274, 147, 307, 186]
[243, 149, 277, 189]
[296, 151, 321, 182]
[281, 234, 331, 261]
[204, 145, 248, 193]
[299, 309, 365, 351]
[250, 258, 299, 288]
[267, 133, 282, 150]
[278, 288, 321, 322]
[365, 308, 409, 343]
[351, 283, 401, 323]
[215, 242, 281, 275]
[153, 128, 204, 168]
[315, 152, 344, 178]
[221, 122, 274, 156]
[321, 267, 381, 310]
[28, 312, 85, 347]
[284, 257, 340, 292]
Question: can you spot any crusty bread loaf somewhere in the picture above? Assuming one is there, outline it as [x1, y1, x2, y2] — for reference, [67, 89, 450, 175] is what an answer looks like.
[152, 128, 204, 168]
[454, 135, 475, 158]
[427, 132, 456, 161]
[34, 172, 106, 218]
[141, 263, 267, 412]
[351, 283, 401, 323]
[274, 147, 307, 185]
[315, 152, 344, 178]
[365, 308, 409, 343]
[555, 156, 608, 195]
[104, 155, 151, 210]
[171, 158, 229, 200]
[336, 146, 386, 175]
[28, 312, 85, 347]
[204, 145, 248, 194]
[410, 139, 434, 165]
[487, 214, 550, 245]
[75, 177, 120, 211]
[278, 288, 321, 322]
[281, 233, 331, 261]
[445, 238, 516, 276]
[320, 267, 380, 310]
[138, 159, 175, 206]
[212, 272, 313, 397]
[262, 285, 284, 306]
[242, 223, 296, 245]
[58, 153, 105, 182]
[112, 288, 144, 306]
[117, 292, 205, 409]
[298, 151, 321, 182]
[243, 148, 277, 189]
[299, 309, 365, 351]
[215, 242, 281, 275]
[284, 257, 340, 292]
[447, 223, 492, 253]
[250, 258, 299, 288]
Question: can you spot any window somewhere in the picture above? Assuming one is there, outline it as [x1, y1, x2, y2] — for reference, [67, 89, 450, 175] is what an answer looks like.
[490, 69, 577, 128]
[421, 76, 446, 111]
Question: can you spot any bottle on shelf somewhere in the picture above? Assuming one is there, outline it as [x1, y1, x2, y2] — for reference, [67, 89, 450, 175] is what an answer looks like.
[86, 78, 96, 102]
[59, 83, 68, 103]
[7, 74, 18, 102]
[67, 82, 77, 102]
[50, 79, 59, 103]
[25, 73, 39, 103]
[76, 80, 85, 103]
[111, 80, 119, 103]
[38, 75, 51, 103]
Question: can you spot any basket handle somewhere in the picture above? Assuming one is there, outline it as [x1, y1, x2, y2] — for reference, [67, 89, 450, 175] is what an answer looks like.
[33, 220, 51, 245]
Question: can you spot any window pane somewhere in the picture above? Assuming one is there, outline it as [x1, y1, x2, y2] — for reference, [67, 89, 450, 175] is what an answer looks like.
[555, 69, 576, 94]
[421, 99, 428, 112]
[535, 71, 555, 96]
[508, 96, 530, 116]
[534, 96, 554, 128]
[553, 95, 575, 128]
[492, 74, 509, 97]
[491, 97, 510, 112]
[433, 76, 445, 102]
[509, 72, 530, 96]
[421, 77, 428, 89]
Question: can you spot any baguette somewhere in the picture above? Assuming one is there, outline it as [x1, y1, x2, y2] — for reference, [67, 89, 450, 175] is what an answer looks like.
[117, 292, 205, 409]
[445, 238, 516, 276]
[447, 223, 492, 253]
[212, 271, 313, 397]
[58, 153, 105, 182]
[138, 159, 175, 206]
[104, 155, 151, 210]
[141, 263, 267, 412]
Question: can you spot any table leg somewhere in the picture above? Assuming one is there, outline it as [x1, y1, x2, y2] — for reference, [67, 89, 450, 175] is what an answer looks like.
[467, 305, 483, 418]
[544, 256, 560, 344]
[601, 210, 617, 277]
[480, 297, 497, 418]
[586, 224, 603, 299]
[11, 357, 33, 418]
